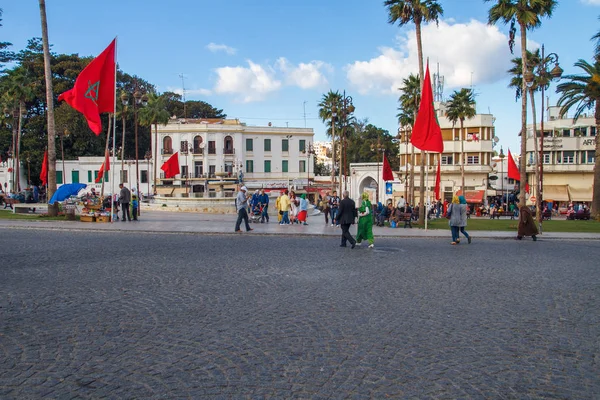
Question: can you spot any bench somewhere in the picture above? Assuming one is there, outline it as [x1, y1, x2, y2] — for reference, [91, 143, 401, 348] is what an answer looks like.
[3, 198, 19, 209]
[568, 210, 591, 220]
[490, 211, 515, 219]
[542, 210, 553, 221]
[397, 212, 413, 228]
[12, 203, 49, 214]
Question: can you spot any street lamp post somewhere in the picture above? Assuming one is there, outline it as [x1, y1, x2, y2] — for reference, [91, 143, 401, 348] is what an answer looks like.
[303, 143, 316, 199]
[524, 45, 562, 231]
[144, 150, 152, 197]
[119, 92, 129, 183]
[339, 91, 355, 194]
[330, 106, 337, 192]
[184, 142, 193, 196]
[499, 146, 506, 207]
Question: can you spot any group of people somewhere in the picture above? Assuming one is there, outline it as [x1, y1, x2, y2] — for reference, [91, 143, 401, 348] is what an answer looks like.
[115, 183, 138, 222]
[276, 190, 309, 225]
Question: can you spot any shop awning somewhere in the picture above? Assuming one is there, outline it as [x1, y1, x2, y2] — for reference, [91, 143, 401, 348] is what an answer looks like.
[455, 190, 485, 204]
[568, 186, 592, 202]
[543, 185, 570, 201]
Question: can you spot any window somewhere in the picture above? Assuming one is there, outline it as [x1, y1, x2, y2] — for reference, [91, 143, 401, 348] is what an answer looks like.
[441, 155, 453, 165]
[264, 160, 271, 173]
[224, 162, 233, 174]
[163, 136, 173, 154]
[562, 151, 575, 164]
[282, 139, 289, 152]
[181, 165, 188, 177]
[94, 171, 99, 182]
[574, 127, 586, 137]
[543, 152, 551, 164]
[208, 141, 216, 155]
[194, 161, 203, 177]
[585, 150, 595, 164]
[299, 160, 306, 173]
[282, 160, 288, 173]
[246, 138, 253, 151]
[562, 129, 571, 137]
[180, 140, 189, 153]
[88, 171, 93, 183]
[141, 170, 148, 184]
[467, 156, 479, 164]
[224, 136, 234, 154]
[56, 171, 63, 184]
[591, 127, 596, 137]
[193, 136, 203, 153]
[72, 170, 79, 184]
[120, 170, 128, 183]
[246, 160, 254, 173]
[264, 138, 271, 152]
[299, 139, 306, 152]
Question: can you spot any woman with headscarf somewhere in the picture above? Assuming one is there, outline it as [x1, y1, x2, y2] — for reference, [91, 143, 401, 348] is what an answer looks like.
[517, 206, 538, 241]
[297, 194, 309, 225]
[447, 195, 461, 245]
[356, 192, 374, 248]
[457, 195, 472, 244]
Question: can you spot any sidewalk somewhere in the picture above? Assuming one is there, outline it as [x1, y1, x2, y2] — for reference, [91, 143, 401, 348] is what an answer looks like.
[2, 209, 600, 240]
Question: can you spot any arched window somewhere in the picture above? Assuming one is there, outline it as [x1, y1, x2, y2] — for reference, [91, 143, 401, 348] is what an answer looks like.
[224, 135, 233, 154]
[163, 136, 172, 154]
[193, 135, 203, 153]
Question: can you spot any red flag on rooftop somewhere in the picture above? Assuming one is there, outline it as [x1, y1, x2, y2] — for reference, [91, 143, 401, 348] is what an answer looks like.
[411, 63, 443, 153]
[507, 149, 520, 182]
[58, 39, 116, 135]
[161, 152, 180, 179]
[434, 157, 441, 200]
[40, 150, 48, 186]
[382, 154, 394, 181]
[95, 150, 110, 183]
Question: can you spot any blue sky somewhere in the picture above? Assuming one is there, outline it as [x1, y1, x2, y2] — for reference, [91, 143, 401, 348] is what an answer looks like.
[2, 0, 599, 153]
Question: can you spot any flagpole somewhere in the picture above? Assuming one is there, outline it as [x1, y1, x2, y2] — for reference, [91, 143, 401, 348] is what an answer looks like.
[425, 151, 429, 231]
[100, 117, 111, 199]
[111, 37, 117, 223]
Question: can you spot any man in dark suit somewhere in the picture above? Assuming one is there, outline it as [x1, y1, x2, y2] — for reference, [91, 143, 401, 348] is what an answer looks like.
[337, 190, 357, 248]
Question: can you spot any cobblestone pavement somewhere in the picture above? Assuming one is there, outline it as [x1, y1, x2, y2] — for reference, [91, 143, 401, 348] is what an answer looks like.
[1, 229, 599, 399]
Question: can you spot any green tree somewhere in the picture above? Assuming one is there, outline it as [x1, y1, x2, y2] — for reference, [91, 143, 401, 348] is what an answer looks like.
[556, 59, 600, 220]
[445, 88, 476, 193]
[139, 93, 170, 193]
[0, 9, 15, 73]
[486, 0, 557, 206]
[592, 15, 600, 61]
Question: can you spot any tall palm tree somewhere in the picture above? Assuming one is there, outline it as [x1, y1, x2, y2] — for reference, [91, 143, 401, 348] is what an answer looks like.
[139, 93, 169, 194]
[445, 88, 476, 193]
[385, 0, 443, 224]
[556, 59, 600, 220]
[486, 0, 557, 206]
[38, 0, 57, 214]
[318, 91, 343, 190]
[398, 74, 421, 205]
[592, 15, 600, 61]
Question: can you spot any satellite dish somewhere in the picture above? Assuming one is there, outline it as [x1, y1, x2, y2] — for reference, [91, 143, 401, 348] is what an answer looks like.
[493, 137, 499, 143]
[199, 141, 206, 148]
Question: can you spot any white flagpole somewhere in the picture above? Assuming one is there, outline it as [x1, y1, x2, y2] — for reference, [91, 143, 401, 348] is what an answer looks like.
[111, 36, 117, 223]
[425, 151, 429, 231]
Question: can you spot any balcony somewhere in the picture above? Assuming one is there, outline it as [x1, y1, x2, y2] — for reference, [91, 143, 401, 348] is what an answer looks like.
[162, 148, 173, 155]
[193, 148, 204, 155]
[208, 148, 217, 155]
[223, 148, 235, 155]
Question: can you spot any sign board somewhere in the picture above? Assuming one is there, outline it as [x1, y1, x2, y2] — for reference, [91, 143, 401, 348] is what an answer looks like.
[385, 182, 393, 195]
[530, 196, 536, 203]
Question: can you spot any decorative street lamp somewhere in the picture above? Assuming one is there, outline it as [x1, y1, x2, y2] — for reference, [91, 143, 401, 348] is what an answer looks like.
[524, 45, 562, 231]
[303, 142, 316, 198]
[499, 146, 506, 207]
[183, 141, 193, 196]
[144, 150, 152, 198]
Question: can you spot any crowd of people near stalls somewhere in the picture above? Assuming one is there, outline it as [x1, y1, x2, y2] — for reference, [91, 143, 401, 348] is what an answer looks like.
[0, 184, 45, 208]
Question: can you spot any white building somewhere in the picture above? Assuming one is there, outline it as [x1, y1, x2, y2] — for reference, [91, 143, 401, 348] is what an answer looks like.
[153, 118, 315, 197]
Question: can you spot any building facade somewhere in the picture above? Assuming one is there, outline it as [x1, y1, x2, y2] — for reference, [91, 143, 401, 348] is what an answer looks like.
[525, 106, 595, 206]
[154, 119, 315, 197]
[397, 103, 497, 205]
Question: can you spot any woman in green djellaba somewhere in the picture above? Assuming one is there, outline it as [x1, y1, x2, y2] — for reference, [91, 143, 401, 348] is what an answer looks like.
[356, 192, 374, 248]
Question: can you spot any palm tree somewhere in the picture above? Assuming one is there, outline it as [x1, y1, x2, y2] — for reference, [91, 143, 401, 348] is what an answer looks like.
[38, 0, 58, 214]
[139, 93, 169, 194]
[318, 91, 343, 190]
[385, 0, 443, 224]
[398, 74, 421, 205]
[486, 0, 557, 206]
[592, 16, 600, 61]
[445, 88, 476, 193]
[556, 59, 600, 220]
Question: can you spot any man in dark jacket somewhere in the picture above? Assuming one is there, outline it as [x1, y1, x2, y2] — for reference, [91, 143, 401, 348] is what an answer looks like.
[337, 190, 357, 248]
[119, 183, 132, 222]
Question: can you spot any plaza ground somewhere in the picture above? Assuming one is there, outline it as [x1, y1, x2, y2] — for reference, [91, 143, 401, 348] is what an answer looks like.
[1, 229, 599, 398]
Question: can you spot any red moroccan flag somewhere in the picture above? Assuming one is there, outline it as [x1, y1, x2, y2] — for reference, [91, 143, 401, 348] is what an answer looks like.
[58, 39, 116, 135]
[95, 150, 110, 183]
[40, 150, 48, 186]
[411, 63, 444, 153]
[507, 149, 520, 181]
[161, 152, 180, 179]
[382, 154, 394, 181]
[434, 157, 441, 200]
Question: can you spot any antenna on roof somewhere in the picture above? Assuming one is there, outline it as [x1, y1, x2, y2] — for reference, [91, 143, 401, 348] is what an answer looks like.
[433, 62, 444, 102]
[179, 73, 187, 119]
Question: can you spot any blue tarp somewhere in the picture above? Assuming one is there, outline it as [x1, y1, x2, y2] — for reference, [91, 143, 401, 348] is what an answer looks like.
[48, 183, 87, 205]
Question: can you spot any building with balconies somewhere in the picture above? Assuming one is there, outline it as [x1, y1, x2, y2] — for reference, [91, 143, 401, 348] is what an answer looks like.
[153, 119, 315, 197]
[396, 103, 496, 206]
[525, 106, 595, 207]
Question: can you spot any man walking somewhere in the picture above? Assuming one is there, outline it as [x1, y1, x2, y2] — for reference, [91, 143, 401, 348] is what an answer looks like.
[259, 189, 269, 223]
[337, 190, 357, 248]
[279, 189, 291, 225]
[119, 183, 132, 222]
[235, 186, 253, 232]
[329, 190, 340, 227]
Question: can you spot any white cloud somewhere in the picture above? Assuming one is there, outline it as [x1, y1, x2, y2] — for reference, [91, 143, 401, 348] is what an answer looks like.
[346, 19, 520, 95]
[276, 57, 332, 89]
[214, 61, 282, 103]
[206, 42, 237, 55]
[581, 0, 600, 5]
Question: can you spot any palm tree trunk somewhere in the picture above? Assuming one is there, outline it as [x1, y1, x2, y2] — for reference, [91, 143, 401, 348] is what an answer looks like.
[593, 101, 600, 220]
[416, 20, 426, 225]
[518, 23, 528, 206]
[529, 89, 541, 224]
[16, 102, 23, 191]
[460, 120, 465, 192]
[11, 118, 17, 192]
[39, 0, 58, 215]
[154, 122, 158, 194]
[121, 114, 126, 182]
